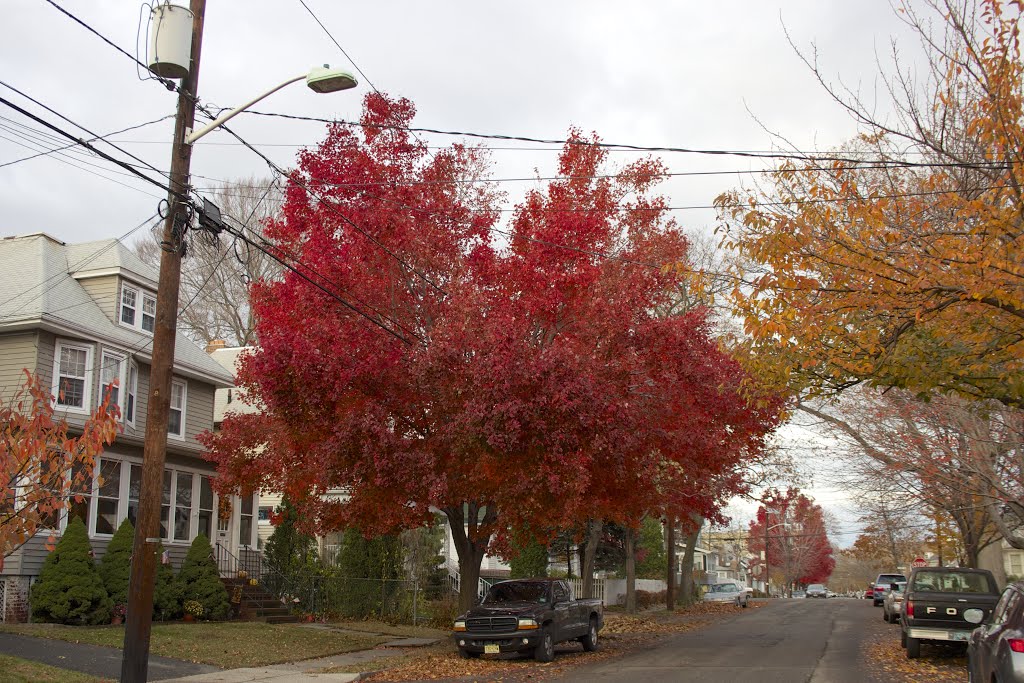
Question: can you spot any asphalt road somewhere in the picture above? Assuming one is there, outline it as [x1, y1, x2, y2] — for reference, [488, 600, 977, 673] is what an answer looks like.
[548, 598, 880, 683]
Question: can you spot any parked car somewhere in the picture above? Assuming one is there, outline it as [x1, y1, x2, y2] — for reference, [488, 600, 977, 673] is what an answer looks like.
[703, 582, 749, 608]
[900, 567, 1000, 659]
[883, 581, 907, 623]
[966, 580, 1024, 683]
[806, 584, 828, 598]
[865, 584, 875, 599]
[874, 573, 908, 606]
[452, 578, 603, 661]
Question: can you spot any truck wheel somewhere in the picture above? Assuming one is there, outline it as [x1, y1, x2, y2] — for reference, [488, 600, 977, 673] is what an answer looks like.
[534, 629, 555, 662]
[580, 618, 599, 652]
[905, 636, 921, 659]
[883, 610, 890, 623]
[457, 648, 479, 659]
[900, 629, 906, 648]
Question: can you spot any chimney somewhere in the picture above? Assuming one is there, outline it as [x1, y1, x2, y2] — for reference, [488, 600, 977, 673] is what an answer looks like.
[205, 339, 226, 354]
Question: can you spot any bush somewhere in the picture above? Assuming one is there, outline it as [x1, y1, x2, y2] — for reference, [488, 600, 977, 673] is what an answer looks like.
[30, 517, 113, 624]
[153, 544, 181, 620]
[175, 534, 230, 620]
[97, 518, 133, 608]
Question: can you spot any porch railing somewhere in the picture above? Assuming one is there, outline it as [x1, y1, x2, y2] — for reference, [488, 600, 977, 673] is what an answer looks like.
[214, 542, 263, 580]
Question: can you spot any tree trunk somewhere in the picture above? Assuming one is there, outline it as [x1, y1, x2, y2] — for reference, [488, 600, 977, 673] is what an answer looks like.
[444, 503, 494, 612]
[581, 519, 602, 599]
[666, 516, 676, 611]
[679, 514, 703, 606]
[625, 526, 637, 614]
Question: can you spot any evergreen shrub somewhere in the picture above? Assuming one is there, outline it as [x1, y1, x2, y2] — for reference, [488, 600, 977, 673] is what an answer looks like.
[30, 517, 113, 624]
[175, 534, 230, 620]
[97, 518, 133, 608]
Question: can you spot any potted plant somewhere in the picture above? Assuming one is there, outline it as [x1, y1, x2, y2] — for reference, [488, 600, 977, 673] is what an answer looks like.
[111, 604, 127, 625]
[183, 599, 204, 622]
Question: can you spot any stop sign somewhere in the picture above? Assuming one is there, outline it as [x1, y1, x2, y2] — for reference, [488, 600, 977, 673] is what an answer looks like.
[912, 557, 927, 567]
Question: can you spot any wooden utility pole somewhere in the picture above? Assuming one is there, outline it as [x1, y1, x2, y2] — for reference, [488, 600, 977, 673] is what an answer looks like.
[121, 2, 205, 680]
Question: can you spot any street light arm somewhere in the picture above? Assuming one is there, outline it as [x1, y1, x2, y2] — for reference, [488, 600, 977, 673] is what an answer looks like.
[185, 74, 305, 144]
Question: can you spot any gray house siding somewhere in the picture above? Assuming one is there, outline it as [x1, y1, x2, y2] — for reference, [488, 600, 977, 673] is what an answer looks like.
[0, 332, 39, 397]
[76, 275, 119, 323]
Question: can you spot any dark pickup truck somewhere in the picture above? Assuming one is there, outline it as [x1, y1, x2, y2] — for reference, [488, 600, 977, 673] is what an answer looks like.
[453, 578, 604, 661]
[899, 566, 1000, 659]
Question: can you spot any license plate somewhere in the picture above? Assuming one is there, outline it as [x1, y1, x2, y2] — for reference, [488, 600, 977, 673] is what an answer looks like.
[484, 644, 500, 654]
[950, 631, 969, 641]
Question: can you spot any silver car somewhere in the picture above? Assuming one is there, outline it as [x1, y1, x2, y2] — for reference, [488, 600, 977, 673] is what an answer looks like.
[967, 581, 1024, 683]
[703, 582, 749, 608]
[883, 581, 907, 623]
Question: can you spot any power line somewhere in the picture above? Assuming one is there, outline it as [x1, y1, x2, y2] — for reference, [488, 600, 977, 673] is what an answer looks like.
[0, 114, 174, 170]
[242, 109, 1012, 172]
[191, 107, 450, 298]
[297, 0, 377, 93]
[41, 0, 179, 93]
[0, 80, 170, 182]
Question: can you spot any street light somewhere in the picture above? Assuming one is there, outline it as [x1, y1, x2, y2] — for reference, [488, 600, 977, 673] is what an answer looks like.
[123, 5, 357, 678]
[186, 65, 357, 144]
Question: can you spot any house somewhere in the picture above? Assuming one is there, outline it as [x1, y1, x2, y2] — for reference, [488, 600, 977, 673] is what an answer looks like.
[0, 232, 244, 622]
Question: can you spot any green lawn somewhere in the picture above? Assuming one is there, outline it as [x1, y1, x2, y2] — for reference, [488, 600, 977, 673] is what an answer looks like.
[0, 654, 109, 683]
[0, 622, 387, 670]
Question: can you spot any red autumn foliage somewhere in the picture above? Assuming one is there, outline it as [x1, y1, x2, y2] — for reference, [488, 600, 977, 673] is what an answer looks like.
[748, 488, 835, 590]
[201, 93, 781, 609]
[1, 371, 119, 562]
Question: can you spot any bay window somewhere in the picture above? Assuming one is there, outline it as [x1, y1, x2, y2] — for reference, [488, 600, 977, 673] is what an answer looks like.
[125, 362, 138, 426]
[95, 459, 120, 535]
[174, 472, 193, 542]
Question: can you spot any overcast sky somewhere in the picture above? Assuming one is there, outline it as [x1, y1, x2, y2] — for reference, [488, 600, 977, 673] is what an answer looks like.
[1, 0, 928, 545]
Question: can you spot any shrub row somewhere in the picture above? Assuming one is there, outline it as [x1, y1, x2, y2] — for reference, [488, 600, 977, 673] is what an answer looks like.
[30, 517, 229, 624]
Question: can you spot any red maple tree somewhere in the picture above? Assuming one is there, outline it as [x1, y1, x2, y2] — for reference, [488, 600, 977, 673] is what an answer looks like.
[202, 94, 781, 609]
[748, 488, 835, 593]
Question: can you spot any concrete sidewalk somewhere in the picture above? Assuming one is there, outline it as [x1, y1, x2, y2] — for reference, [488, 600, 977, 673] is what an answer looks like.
[161, 636, 439, 683]
[0, 631, 219, 680]
[0, 623, 441, 682]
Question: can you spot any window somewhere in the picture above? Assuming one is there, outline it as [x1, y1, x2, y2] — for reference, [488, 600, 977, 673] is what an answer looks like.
[99, 351, 126, 418]
[53, 341, 93, 413]
[125, 362, 138, 426]
[95, 459, 120, 535]
[120, 286, 136, 326]
[120, 284, 157, 334]
[141, 293, 156, 333]
[67, 461, 93, 529]
[160, 470, 171, 539]
[258, 506, 273, 524]
[198, 476, 213, 539]
[174, 472, 193, 541]
[126, 463, 142, 527]
[239, 494, 255, 547]
[168, 379, 186, 438]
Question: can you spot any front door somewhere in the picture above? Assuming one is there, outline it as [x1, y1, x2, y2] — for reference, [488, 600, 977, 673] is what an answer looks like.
[214, 494, 236, 573]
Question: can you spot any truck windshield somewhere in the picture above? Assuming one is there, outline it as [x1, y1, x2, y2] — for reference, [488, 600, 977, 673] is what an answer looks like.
[483, 581, 549, 604]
